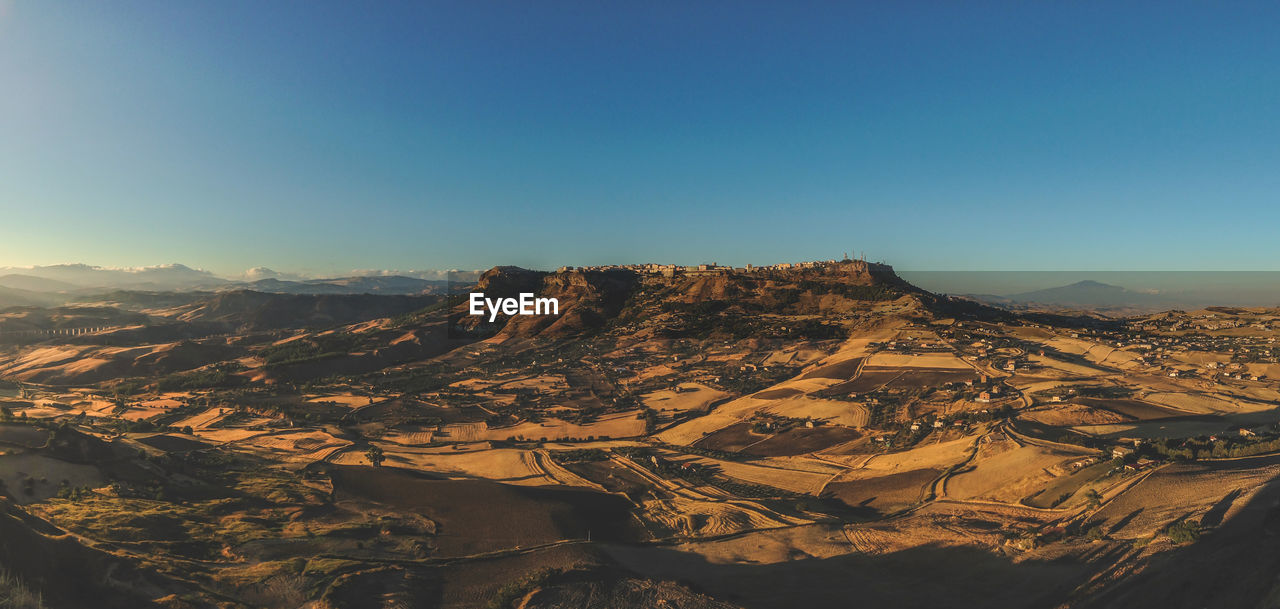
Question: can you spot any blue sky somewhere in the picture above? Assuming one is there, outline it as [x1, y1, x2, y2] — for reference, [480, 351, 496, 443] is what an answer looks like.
[1, 1, 1278, 276]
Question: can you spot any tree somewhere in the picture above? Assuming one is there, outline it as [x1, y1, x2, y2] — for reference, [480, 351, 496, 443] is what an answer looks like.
[0, 407, 12, 422]
[365, 445, 385, 467]
[1084, 488, 1103, 509]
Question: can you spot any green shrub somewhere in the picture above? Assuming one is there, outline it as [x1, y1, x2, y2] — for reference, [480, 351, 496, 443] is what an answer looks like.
[260, 333, 357, 367]
[156, 364, 241, 392]
[1166, 519, 1200, 544]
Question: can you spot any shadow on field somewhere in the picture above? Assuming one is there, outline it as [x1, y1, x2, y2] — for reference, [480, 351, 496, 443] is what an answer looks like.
[1075, 457, 1280, 609]
[1107, 508, 1144, 535]
[603, 541, 1128, 609]
[328, 465, 649, 557]
[325, 457, 1280, 609]
[0, 500, 172, 608]
[1200, 488, 1242, 528]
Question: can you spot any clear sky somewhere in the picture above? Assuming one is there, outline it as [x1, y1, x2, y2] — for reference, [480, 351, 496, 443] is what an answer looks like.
[2, 2, 1278, 276]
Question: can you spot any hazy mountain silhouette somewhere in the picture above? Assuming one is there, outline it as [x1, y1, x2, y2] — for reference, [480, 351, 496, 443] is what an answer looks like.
[962, 280, 1179, 311]
[1006, 280, 1175, 308]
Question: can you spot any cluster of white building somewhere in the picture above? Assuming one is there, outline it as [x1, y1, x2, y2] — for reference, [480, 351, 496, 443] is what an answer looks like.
[556, 258, 883, 278]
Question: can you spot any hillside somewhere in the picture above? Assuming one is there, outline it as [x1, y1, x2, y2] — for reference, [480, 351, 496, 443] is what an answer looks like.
[0, 259, 1278, 608]
[0, 286, 64, 310]
[170, 290, 440, 330]
[0, 275, 80, 293]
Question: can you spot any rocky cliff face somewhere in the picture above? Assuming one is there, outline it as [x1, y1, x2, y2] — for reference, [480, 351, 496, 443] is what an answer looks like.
[474, 266, 548, 301]
[494, 269, 640, 339]
[462, 261, 920, 340]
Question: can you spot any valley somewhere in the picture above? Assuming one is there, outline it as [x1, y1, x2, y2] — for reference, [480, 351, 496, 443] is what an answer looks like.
[3, 260, 1280, 608]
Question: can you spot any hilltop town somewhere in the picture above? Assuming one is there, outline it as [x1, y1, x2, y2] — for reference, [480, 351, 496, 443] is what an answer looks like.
[559, 256, 893, 277]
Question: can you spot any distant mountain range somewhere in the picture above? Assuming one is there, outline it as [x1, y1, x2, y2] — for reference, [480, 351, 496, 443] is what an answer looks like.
[966, 280, 1177, 311]
[0, 264, 482, 307]
[239, 276, 450, 295]
[0, 264, 225, 291]
[902, 271, 1280, 312]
